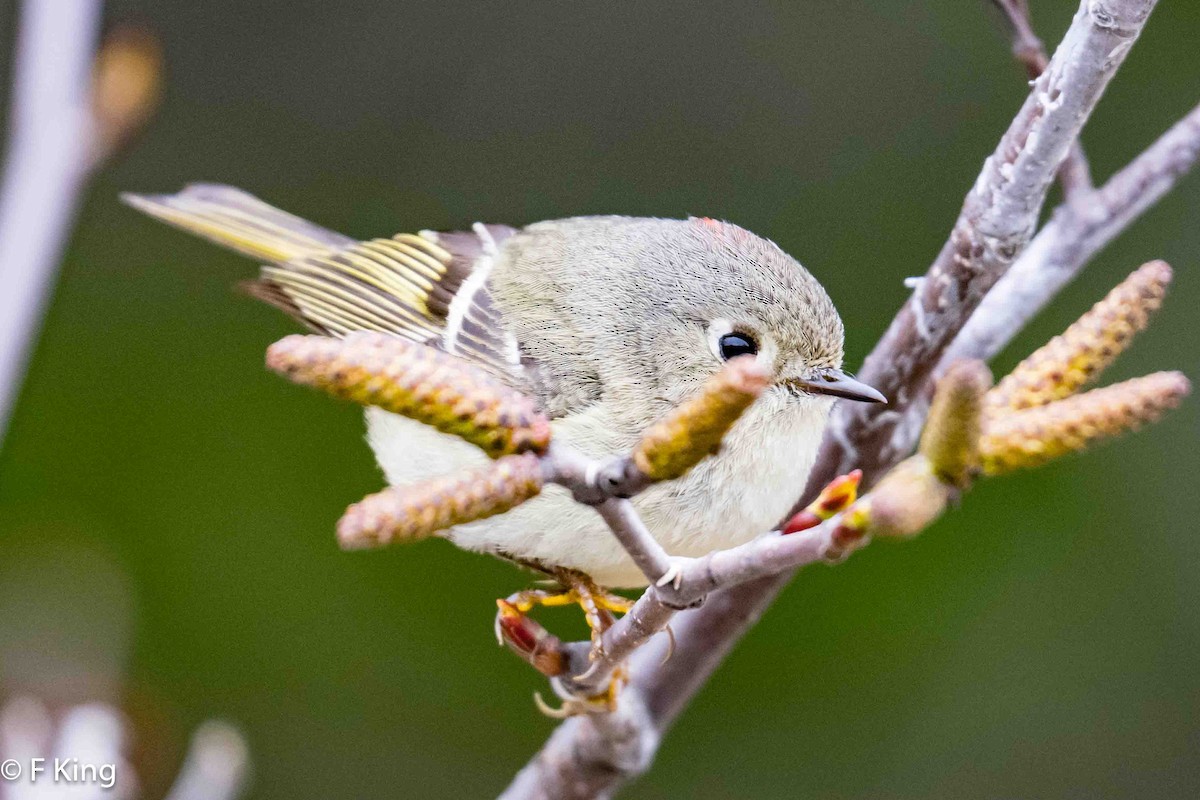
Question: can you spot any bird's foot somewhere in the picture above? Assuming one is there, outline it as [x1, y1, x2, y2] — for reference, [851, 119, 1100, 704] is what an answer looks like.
[534, 664, 630, 718]
[496, 570, 634, 712]
[495, 569, 632, 665]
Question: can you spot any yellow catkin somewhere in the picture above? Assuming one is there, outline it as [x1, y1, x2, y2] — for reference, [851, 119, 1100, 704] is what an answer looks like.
[981, 371, 1190, 475]
[919, 360, 992, 488]
[337, 453, 545, 549]
[631, 356, 772, 482]
[986, 261, 1172, 414]
[266, 332, 552, 458]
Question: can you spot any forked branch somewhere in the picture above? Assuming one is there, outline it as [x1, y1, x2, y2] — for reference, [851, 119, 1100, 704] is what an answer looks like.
[255, 2, 1195, 797]
[266, 260, 1188, 798]
[815, 0, 1157, 485]
[502, 0, 1200, 796]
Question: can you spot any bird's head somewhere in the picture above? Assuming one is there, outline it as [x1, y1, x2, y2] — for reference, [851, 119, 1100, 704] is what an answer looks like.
[621, 217, 883, 414]
[494, 215, 884, 429]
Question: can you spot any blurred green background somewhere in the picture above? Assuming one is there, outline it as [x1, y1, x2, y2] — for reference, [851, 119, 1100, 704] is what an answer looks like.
[1, 1, 1197, 797]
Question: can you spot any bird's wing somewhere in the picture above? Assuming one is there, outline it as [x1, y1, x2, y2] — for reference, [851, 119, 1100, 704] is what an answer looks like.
[122, 184, 524, 383]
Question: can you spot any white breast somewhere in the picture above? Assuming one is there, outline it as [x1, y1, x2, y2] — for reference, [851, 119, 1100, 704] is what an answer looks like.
[364, 390, 831, 588]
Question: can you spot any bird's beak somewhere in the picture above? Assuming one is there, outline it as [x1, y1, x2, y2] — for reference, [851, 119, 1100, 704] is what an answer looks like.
[791, 369, 887, 403]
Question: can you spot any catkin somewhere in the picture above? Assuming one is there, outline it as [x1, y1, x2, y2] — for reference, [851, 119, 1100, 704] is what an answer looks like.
[267, 332, 552, 458]
[337, 453, 545, 549]
[631, 356, 771, 482]
[919, 360, 992, 487]
[981, 371, 1190, 474]
[986, 261, 1172, 414]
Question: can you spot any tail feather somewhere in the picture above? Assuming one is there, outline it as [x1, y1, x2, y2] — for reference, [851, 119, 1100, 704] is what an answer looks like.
[120, 183, 355, 263]
[124, 183, 525, 383]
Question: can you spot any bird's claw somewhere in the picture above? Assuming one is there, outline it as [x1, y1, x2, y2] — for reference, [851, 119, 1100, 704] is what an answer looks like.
[495, 569, 634, 689]
[659, 623, 676, 665]
[535, 665, 629, 718]
[654, 560, 685, 591]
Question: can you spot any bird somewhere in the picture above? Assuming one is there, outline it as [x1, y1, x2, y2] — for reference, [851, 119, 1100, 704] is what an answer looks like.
[123, 184, 884, 651]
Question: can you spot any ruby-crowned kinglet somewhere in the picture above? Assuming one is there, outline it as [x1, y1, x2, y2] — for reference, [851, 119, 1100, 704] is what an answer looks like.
[124, 184, 883, 588]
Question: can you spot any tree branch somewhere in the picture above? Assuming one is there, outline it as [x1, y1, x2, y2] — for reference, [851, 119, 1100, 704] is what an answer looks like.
[499, 693, 659, 800]
[817, 0, 1156, 487]
[945, 100, 1200, 368]
[503, 1, 1167, 795]
[990, 0, 1094, 197]
[556, 515, 853, 698]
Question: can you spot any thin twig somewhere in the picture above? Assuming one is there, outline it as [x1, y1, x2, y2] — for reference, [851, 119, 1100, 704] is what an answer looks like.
[0, 0, 103, 445]
[557, 520, 849, 696]
[540, 443, 704, 593]
[991, 0, 1045, 79]
[590, 500, 674, 587]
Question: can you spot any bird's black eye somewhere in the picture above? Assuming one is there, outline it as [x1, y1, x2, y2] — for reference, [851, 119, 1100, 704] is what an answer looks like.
[717, 332, 758, 360]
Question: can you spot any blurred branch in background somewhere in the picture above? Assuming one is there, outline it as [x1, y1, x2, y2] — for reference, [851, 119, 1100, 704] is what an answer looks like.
[0, 699, 134, 800]
[162, 720, 251, 800]
[0, 697, 249, 800]
[0, 0, 160, 447]
[0, 0, 101, 444]
[0, 7, 227, 795]
[0, 538, 251, 799]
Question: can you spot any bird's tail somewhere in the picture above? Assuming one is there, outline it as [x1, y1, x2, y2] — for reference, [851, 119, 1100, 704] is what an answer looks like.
[120, 183, 355, 263]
